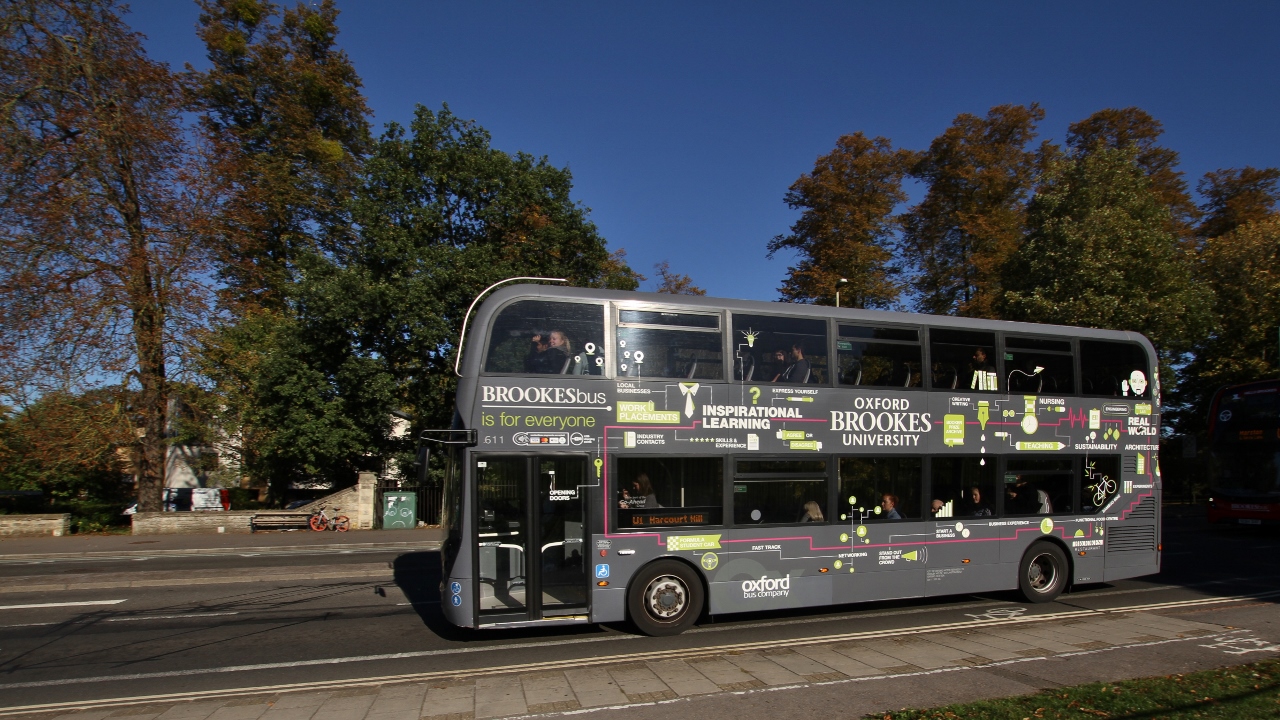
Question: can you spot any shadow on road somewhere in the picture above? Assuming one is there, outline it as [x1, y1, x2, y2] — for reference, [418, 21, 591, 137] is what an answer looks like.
[392, 551, 475, 640]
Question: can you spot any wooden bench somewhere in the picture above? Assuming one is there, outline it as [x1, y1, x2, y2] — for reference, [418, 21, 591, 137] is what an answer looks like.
[250, 512, 313, 532]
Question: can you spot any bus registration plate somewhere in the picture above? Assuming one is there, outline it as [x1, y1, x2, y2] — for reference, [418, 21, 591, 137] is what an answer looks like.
[1240, 518, 1262, 525]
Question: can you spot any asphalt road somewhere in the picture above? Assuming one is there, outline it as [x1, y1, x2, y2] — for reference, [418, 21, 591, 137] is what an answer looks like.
[0, 512, 1276, 712]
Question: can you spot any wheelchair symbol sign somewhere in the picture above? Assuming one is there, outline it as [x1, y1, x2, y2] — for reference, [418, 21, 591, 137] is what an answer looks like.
[595, 564, 610, 579]
[450, 582, 461, 595]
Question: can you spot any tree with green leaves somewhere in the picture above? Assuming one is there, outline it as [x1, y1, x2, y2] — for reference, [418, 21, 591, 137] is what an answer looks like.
[188, 0, 374, 495]
[901, 104, 1046, 318]
[187, 0, 372, 311]
[1066, 108, 1199, 243]
[237, 105, 636, 497]
[770, 132, 914, 308]
[1002, 146, 1209, 375]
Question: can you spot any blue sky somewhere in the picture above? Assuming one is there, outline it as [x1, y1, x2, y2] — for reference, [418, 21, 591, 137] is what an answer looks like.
[127, 1, 1280, 302]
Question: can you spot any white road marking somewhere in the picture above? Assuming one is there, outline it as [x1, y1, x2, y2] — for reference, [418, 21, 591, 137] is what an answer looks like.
[0, 600, 126, 610]
[0, 612, 240, 629]
[104, 612, 240, 622]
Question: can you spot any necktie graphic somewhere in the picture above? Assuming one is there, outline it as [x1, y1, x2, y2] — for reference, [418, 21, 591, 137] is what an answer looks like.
[679, 382, 699, 418]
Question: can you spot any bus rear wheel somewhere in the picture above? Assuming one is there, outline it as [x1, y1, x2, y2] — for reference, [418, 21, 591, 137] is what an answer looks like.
[1018, 542, 1068, 603]
[627, 560, 704, 636]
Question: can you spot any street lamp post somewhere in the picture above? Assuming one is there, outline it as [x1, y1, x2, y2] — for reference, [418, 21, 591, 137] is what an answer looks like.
[835, 278, 849, 308]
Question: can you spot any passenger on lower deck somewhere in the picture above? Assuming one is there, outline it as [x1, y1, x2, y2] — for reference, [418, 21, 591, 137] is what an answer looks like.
[881, 494, 903, 520]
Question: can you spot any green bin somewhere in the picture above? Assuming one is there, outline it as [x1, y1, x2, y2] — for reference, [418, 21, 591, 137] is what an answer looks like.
[382, 491, 417, 529]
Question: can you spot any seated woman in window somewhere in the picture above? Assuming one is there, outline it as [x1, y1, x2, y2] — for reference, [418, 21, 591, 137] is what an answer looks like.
[618, 473, 660, 509]
[881, 494, 903, 520]
[799, 501, 824, 523]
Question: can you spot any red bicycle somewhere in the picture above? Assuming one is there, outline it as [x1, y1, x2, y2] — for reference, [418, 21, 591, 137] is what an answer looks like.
[309, 506, 350, 532]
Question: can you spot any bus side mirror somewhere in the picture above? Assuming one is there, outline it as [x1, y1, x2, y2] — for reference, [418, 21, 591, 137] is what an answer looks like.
[416, 446, 430, 486]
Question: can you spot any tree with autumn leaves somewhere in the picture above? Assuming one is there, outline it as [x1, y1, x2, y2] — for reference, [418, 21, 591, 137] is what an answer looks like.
[0, 0, 217, 512]
[777, 105, 1280, 437]
[1, 0, 637, 511]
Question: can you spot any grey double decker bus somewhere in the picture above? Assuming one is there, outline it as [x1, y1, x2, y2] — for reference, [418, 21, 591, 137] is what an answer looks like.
[436, 283, 1161, 636]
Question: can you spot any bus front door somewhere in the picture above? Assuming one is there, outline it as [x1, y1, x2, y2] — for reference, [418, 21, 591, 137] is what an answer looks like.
[475, 456, 590, 623]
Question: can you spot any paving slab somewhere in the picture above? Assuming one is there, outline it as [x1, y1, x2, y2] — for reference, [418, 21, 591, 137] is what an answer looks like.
[52, 712, 116, 720]
[563, 667, 627, 708]
[364, 684, 428, 720]
[312, 690, 378, 720]
[264, 693, 331, 712]
[793, 645, 885, 677]
[152, 702, 224, 720]
[646, 659, 721, 696]
[859, 637, 973, 669]
[830, 642, 918, 670]
[926, 632, 1019, 661]
[724, 653, 805, 686]
[760, 648, 845, 679]
[473, 676, 527, 719]
[520, 671, 578, 712]
[687, 656, 763, 689]
[608, 664, 674, 701]
[982, 626, 1079, 653]
[421, 683, 476, 719]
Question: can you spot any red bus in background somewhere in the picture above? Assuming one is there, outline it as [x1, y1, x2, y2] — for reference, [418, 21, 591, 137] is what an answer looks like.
[1207, 379, 1280, 525]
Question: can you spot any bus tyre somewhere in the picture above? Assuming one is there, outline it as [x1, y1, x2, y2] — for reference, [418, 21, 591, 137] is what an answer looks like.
[1018, 542, 1068, 603]
[627, 560, 704, 637]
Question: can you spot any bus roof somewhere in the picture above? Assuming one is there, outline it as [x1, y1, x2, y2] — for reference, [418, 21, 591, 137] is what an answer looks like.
[460, 283, 1157, 377]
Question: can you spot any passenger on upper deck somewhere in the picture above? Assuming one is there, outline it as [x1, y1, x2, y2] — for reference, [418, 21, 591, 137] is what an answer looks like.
[769, 349, 788, 382]
[525, 330, 571, 374]
[780, 343, 812, 384]
[969, 347, 996, 391]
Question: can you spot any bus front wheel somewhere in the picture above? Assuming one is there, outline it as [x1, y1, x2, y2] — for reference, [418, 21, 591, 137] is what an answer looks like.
[1018, 542, 1068, 603]
[627, 560, 704, 636]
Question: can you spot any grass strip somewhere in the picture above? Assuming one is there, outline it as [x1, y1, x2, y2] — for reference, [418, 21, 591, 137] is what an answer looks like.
[872, 658, 1280, 719]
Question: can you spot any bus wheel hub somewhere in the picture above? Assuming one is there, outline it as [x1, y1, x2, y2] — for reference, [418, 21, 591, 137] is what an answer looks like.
[647, 576, 686, 618]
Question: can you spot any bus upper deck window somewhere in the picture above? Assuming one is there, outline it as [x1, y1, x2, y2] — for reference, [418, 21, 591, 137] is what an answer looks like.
[731, 314, 828, 385]
[930, 329, 998, 392]
[837, 325, 921, 388]
[616, 309, 723, 380]
[1004, 336, 1075, 395]
[1080, 341, 1151, 399]
[483, 300, 605, 376]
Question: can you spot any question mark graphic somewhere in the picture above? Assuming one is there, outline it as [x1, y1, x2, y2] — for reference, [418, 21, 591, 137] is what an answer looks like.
[749, 386, 760, 405]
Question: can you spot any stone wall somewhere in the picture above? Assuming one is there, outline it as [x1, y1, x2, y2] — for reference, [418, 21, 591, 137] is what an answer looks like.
[131, 511, 256, 535]
[0, 514, 70, 538]
[296, 472, 377, 530]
